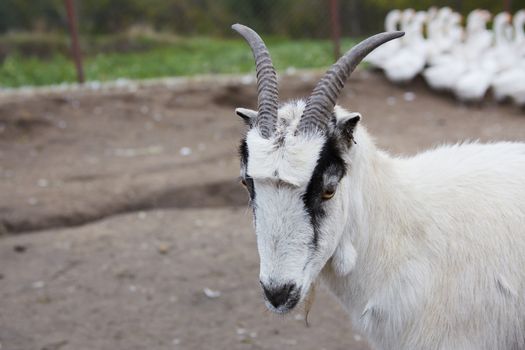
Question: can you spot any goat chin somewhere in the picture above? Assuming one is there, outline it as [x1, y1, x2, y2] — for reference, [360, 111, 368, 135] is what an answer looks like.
[321, 124, 525, 350]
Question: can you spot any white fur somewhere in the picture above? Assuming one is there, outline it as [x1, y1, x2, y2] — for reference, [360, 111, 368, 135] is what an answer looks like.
[246, 128, 324, 187]
[242, 101, 525, 349]
[323, 128, 525, 350]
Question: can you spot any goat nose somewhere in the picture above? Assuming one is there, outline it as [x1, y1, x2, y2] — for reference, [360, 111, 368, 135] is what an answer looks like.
[261, 282, 296, 308]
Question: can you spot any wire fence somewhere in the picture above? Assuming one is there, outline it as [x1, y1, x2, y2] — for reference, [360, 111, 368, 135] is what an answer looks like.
[2, 0, 519, 37]
[2, 0, 521, 37]
[66, 0, 347, 83]
[0, 0, 521, 85]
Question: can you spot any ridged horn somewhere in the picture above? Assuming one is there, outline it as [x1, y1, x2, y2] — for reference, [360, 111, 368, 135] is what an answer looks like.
[232, 24, 279, 139]
[298, 31, 404, 134]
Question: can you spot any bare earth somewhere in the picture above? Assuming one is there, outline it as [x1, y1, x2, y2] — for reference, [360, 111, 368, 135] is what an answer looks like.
[0, 71, 524, 350]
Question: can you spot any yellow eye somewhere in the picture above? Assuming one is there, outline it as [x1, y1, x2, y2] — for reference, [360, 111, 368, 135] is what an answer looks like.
[322, 189, 336, 200]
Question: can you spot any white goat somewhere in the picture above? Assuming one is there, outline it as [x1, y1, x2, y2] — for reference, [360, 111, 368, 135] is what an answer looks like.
[232, 24, 525, 350]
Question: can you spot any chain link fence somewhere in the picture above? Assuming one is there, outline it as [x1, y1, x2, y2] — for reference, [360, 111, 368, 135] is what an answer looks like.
[1, 0, 519, 37]
[0, 0, 521, 86]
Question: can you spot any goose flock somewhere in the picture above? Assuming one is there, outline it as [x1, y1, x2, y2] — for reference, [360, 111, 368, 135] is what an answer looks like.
[365, 8, 525, 106]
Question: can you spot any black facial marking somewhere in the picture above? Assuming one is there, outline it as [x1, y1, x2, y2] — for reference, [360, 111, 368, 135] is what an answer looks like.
[239, 138, 256, 202]
[239, 138, 249, 169]
[302, 136, 346, 250]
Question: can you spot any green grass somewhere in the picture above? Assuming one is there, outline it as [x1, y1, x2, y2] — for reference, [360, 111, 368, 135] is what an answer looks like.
[0, 36, 358, 88]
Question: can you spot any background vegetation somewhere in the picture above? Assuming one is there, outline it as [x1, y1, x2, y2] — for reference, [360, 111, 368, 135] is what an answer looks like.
[0, 0, 519, 37]
[0, 34, 357, 87]
[0, 0, 520, 87]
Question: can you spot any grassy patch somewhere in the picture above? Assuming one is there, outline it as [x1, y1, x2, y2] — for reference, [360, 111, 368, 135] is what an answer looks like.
[0, 38, 353, 87]
[0, 36, 358, 88]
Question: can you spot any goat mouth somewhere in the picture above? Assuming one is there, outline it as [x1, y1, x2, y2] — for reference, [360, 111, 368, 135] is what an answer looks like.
[265, 298, 299, 314]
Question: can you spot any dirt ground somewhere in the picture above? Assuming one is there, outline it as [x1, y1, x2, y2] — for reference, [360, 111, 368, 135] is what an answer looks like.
[0, 71, 524, 350]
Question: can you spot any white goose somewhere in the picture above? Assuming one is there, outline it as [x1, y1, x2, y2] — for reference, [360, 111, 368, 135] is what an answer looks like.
[364, 9, 403, 68]
[427, 11, 464, 66]
[463, 9, 493, 53]
[426, 8, 445, 56]
[502, 10, 525, 106]
[423, 12, 467, 91]
[383, 10, 427, 83]
[513, 9, 525, 56]
[452, 11, 505, 102]
[491, 11, 523, 102]
[426, 7, 455, 64]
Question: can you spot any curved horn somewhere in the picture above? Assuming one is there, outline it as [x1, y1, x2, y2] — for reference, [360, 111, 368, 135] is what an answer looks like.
[298, 31, 404, 134]
[232, 24, 279, 138]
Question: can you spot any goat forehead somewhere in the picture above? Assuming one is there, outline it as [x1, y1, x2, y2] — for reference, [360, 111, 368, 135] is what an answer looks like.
[243, 100, 349, 187]
[245, 128, 325, 187]
[276, 100, 305, 124]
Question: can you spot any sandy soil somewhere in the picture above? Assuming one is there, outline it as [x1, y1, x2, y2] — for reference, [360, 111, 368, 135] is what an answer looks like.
[0, 71, 524, 350]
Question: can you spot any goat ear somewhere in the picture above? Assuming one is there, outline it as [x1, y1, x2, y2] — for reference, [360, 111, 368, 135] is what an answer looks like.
[336, 112, 361, 144]
[331, 234, 357, 277]
[235, 108, 258, 127]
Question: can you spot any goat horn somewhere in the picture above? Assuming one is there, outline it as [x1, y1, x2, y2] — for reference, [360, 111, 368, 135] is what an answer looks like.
[298, 31, 404, 135]
[232, 24, 279, 139]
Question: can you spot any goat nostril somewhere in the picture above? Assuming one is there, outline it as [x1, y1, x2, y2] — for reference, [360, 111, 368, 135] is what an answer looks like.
[262, 282, 296, 308]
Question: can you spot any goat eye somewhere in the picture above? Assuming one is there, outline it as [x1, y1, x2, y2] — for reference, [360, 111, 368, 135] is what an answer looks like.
[240, 178, 248, 187]
[322, 189, 336, 200]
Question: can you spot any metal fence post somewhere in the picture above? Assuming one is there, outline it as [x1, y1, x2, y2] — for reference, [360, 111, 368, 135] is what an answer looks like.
[503, 0, 512, 12]
[65, 0, 85, 84]
[330, 0, 341, 61]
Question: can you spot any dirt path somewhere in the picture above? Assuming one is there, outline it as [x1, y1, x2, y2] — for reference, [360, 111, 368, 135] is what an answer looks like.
[1, 208, 370, 350]
[0, 71, 523, 350]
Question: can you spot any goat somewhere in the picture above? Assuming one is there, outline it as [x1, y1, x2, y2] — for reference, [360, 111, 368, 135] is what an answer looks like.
[232, 23, 525, 350]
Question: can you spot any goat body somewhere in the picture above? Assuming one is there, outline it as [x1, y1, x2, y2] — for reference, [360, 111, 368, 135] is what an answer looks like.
[322, 119, 525, 350]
